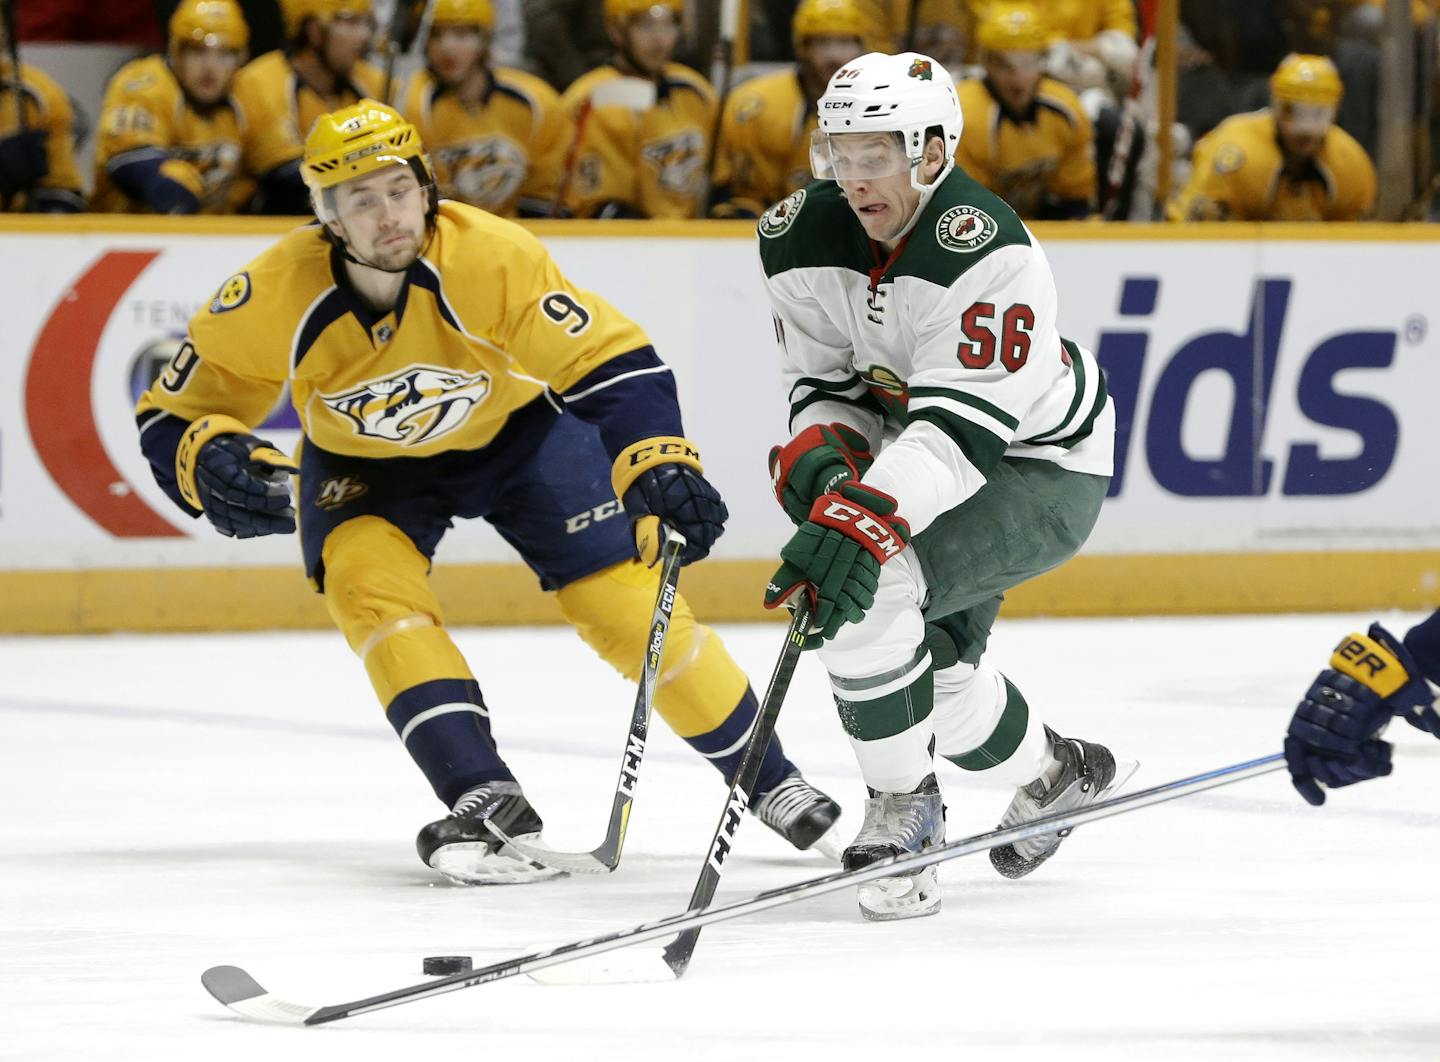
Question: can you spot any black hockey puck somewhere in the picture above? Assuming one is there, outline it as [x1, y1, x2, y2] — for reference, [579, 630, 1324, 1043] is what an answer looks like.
[422, 955, 473, 976]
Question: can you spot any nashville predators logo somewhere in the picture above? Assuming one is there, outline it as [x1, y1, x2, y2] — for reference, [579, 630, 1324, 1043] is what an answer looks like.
[641, 129, 706, 196]
[315, 475, 368, 510]
[436, 137, 527, 211]
[908, 59, 933, 81]
[321, 364, 492, 445]
[210, 272, 252, 314]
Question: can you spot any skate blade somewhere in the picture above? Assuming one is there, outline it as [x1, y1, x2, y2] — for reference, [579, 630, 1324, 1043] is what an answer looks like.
[429, 839, 567, 886]
[810, 823, 845, 862]
[857, 867, 941, 922]
[526, 946, 674, 985]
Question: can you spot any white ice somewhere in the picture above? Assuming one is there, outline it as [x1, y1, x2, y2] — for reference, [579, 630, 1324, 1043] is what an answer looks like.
[4, 612, 1439, 1062]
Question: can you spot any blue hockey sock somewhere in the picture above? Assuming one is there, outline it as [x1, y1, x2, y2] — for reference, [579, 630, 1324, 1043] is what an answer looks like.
[682, 686, 794, 798]
[386, 678, 515, 807]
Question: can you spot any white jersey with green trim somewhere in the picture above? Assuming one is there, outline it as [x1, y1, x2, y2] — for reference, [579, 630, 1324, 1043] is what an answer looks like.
[756, 170, 1114, 535]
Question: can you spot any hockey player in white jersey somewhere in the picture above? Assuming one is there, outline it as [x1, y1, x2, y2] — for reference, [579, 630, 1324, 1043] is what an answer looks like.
[758, 51, 1128, 920]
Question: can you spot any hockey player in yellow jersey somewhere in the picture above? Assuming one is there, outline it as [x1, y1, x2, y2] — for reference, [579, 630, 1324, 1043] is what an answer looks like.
[559, 0, 716, 218]
[955, 3, 1095, 219]
[1168, 54, 1375, 223]
[397, 0, 570, 216]
[0, 3, 84, 212]
[969, 0, 1138, 99]
[230, 0, 383, 213]
[92, 0, 256, 214]
[710, 0, 876, 219]
[134, 101, 841, 883]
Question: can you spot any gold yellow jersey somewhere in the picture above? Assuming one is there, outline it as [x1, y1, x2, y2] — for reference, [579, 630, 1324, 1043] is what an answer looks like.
[231, 50, 387, 176]
[954, 75, 1095, 219]
[968, 0, 1136, 40]
[397, 66, 571, 218]
[91, 55, 256, 214]
[560, 62, 717, 219]
[137, 201, 665, 473]
[1167, 110, 1376, 222]
[0, 58, 84, 211]
[711, 68, 815, 219]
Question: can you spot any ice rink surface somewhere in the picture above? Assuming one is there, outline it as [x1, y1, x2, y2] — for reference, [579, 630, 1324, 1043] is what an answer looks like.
[4, 611, 1439, 1062]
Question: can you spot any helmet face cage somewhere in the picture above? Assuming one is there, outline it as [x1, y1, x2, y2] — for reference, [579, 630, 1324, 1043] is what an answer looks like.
[814, 52, 962, 192]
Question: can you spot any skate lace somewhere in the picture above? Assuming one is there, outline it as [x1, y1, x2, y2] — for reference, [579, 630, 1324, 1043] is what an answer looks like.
[755, 776, 820, 829]
[450, 784, 516, 819]
[853, 792, 934, 850]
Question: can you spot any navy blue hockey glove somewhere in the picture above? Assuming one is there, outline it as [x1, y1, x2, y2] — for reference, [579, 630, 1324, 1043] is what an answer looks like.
[1285, 624, 1436, 805]
[0, 130, 49, 198]
[612, 436, 727, 566]
[176, 414, 299, 539]
[767, 422, 875, 525]
[763, 482, 910, 645]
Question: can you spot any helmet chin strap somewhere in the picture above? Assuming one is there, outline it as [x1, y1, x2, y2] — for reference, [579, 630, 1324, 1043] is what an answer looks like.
[331, 220, 437, 274]
[887, 157, 954, 243]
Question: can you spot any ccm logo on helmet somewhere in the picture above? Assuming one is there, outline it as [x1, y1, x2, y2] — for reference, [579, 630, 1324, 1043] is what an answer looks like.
[823, 100, 854, 109]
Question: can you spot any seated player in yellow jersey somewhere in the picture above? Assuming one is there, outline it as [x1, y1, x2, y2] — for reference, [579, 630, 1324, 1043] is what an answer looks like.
[955, 3, 1095, 220]
[559, 0, 716, 219]
[972, 0, 1138, 103]
[92, 0, 256, 215]
[397, 0, 570, 217]
[0, 11, 84, 212]
[231, 0, 384, 213]
[710, 0, 874, 219]
[133, 101, 841, 884]
[1168, 54, 1375, 223]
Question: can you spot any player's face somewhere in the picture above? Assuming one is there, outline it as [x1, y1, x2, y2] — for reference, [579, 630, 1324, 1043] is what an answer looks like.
[319, 13, 374, 74]
[799, 34, 864, 90]
[330, 165, 428, 271]
[1275, 101, 1334, 160]
[173, 43, 243, 104]
[986, 49, 1043, 112]
[427, 24, 487, 84]
[615, 9, 680, 75]
[832, 133, 922, 241]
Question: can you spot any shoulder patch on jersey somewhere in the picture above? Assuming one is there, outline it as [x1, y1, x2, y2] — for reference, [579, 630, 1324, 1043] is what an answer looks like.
[1213, 144, 1245, 174]
[935, 205, 998, 254]
[759, 188, 807, 239]
[210, 272, 252, 314]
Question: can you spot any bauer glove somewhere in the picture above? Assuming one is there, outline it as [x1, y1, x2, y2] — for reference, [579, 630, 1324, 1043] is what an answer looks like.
[176, 414, 299, 539]
[764, 482, 909, 645]
[767, 423, 875, 525]
[1285, 624, 1435, 805]
[613, 436, 727, 565]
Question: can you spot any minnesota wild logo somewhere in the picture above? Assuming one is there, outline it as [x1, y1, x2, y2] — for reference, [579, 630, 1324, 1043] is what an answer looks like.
[936, 204, 998, 253]
[759, 188, 806, 239]
[908, 59, 933, 81]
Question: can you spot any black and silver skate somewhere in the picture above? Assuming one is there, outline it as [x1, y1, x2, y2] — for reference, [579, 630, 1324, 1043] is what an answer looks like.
[842, 773, 945, 921]
[989, 727, 1125, 880]
[416, 782, 565, 885]
[752, 772, 843, 858]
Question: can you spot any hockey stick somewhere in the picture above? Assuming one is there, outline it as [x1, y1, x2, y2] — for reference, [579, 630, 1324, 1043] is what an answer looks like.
[484, 529, 688, 874]
[201, 751, 1285, 1025]
[657, 600, 813, 979]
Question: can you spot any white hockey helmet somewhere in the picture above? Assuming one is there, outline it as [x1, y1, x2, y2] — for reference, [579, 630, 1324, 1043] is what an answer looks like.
[811, 51, 962, 192]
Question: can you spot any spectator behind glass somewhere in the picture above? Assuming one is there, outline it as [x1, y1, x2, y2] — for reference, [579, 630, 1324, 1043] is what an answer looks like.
[395, 0, 571, 216]
[711, 0, 878, 219]
[92, 0, 256, 214]
[955, 2, 1096, 220]
[1168, 53, 1375, 222]
[0, 2, 85, 211]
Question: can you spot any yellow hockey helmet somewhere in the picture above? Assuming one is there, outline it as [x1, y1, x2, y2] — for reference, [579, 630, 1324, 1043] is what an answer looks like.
[302, 99, 435, 222]
[169, 0, 250, 52]
[792, 0, 876, 50]
[431, 0, 496, 29]
[976, 1, 1049, 52]
[281, 0, 373, 40]
[1270, 53, 1343, 108]
[603, 0, 683, 24]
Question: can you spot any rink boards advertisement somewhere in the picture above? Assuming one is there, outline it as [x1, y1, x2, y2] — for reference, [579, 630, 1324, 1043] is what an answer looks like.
[1, 216, 1437, 631]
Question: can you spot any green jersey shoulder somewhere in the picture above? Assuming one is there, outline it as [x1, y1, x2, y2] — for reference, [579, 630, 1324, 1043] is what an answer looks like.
[757, 168, 1031, 287]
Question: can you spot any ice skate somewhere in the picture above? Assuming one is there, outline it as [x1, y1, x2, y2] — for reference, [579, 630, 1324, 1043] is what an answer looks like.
[752, 771, 844, 859]
[842, 773, 945, 921]
[416, 782, 566, 885]
[989, 727, 1134, 879]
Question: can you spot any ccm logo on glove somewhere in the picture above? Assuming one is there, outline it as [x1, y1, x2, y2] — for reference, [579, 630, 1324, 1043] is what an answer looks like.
[812, 498, 906, 558]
